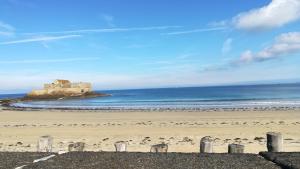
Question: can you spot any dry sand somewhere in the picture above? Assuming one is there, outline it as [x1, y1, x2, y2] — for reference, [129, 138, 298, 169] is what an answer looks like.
[0, 108, 299, 153]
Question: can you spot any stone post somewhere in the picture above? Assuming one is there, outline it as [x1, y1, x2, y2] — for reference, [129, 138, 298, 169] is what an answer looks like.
[150, 144, 168, 153]
[267, 132, 283, 152]
[37, 135, 53, 152]
[68, 142, 85, 152]
[200, 136, 213, 153]
[228, 144, 244, 153]
[114, 141, 127, 152]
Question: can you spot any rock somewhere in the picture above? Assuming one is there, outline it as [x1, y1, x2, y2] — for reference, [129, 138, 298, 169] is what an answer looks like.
[267, 132, 283, 152]
[37, 135, 53, 152]
[228, 144, 244, 153]
[150, 144, 168, 153]
[114, 141, 127, 152]
[68, 142, 85, 152]
[200, 136, 213, 153]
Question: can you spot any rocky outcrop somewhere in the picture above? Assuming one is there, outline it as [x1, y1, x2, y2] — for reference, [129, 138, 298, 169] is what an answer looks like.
[23, 91, 109, 101]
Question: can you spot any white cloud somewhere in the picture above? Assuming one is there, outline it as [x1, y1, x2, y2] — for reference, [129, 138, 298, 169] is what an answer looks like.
[0, 34, 81, 45]
[0, 21, 15, 36]
[277, 31, 300, 43]
[239, 50, 254, 63]
[222, 38, 233, 54]
[162, 27, 227, 35]
[233, 0, 300, 31]
[237, 32, 300, 63]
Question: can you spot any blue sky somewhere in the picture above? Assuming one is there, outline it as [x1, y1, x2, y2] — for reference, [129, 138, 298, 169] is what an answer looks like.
[1, 0, 300, 93]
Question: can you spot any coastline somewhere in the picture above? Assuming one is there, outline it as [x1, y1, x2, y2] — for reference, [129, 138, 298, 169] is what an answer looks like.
[0, 107, 299, 153]
[3, 98, 300, 112]
[3, 83, 300, 112]
[5, 102, 300, 112]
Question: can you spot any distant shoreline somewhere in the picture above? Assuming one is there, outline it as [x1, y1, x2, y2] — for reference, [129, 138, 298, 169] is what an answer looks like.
[0, 92, 110, 108]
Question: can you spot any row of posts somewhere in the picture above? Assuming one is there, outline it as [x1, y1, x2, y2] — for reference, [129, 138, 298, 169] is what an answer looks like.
[37, 132, 283, 153]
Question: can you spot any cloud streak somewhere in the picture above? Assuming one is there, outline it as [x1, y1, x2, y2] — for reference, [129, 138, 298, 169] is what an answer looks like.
[0, 21, 15, 36]
[237, 32, 300, 64]
[0, 34, 81, 45]
[22, 26, 181, 35]
[222, 38, 233, 54]
[162, 27, 227, 35]
[0, 57, 100, 64]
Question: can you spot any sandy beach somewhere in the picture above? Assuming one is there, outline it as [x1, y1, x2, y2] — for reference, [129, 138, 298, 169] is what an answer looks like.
[0, 108, 299, 153]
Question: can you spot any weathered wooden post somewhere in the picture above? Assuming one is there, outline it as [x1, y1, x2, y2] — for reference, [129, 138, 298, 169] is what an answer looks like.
[200, 136, 213, 153]
[68, 142, 85, 152]
[150, 144, 168, 153]
[267, 132, 283, 152]
[37, 135, 53, 152]
[114, 141, 127, 152]
[228, 144, 244, 153]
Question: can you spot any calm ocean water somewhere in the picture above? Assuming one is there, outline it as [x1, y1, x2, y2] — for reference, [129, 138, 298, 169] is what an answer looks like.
[3, 83, 300, 109]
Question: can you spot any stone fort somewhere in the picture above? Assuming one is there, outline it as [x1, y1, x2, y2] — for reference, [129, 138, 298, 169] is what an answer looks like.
[28, 79, 92, 96]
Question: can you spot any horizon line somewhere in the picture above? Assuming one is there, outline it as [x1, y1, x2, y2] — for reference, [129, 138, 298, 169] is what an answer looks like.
[1, 81, 299, 95]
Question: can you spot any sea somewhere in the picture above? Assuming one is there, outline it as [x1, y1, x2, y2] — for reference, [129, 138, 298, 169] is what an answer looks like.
[2, 83, 300, 110]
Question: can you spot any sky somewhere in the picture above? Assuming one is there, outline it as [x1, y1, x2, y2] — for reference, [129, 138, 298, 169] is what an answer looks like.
[1, 0, 300, 93]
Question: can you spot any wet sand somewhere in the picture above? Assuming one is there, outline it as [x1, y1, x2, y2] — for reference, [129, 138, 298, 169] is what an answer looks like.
[0, 108, 299, 153]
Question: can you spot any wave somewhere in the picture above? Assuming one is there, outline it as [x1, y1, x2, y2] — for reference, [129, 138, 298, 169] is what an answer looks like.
[12, 99, 300, 109]
[85, 97, 300, 104]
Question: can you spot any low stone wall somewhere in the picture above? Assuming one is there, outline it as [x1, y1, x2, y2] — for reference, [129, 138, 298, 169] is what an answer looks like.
[23, 91, 108, 100]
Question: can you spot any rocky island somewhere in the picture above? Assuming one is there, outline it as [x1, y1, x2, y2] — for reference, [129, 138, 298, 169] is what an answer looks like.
[23, 79, 109, 100]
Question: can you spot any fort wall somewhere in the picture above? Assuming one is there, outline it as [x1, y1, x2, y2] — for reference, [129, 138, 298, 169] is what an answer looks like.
[27, 80, 93, 97]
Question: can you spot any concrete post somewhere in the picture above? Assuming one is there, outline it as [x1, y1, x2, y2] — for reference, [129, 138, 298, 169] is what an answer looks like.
[37, 135, 53, 152]
[228, 144, 244, 153]
[68, 142, 85, 152]
[114, 141, 127, 152]
[267, 132, 283, 152]
[150, 144, 168, 153]
[200, 136, 213, 153]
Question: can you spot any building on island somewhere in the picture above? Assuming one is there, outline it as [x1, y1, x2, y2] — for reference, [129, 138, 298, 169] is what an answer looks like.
[28, 79, 92, 97]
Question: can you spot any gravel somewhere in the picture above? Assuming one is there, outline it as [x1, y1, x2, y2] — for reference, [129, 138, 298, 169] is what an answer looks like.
[5, 152, 300, 169]
[0, 152, 54, 169]
[25, 152, 280, 169]
[260, 152, 300, 169]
